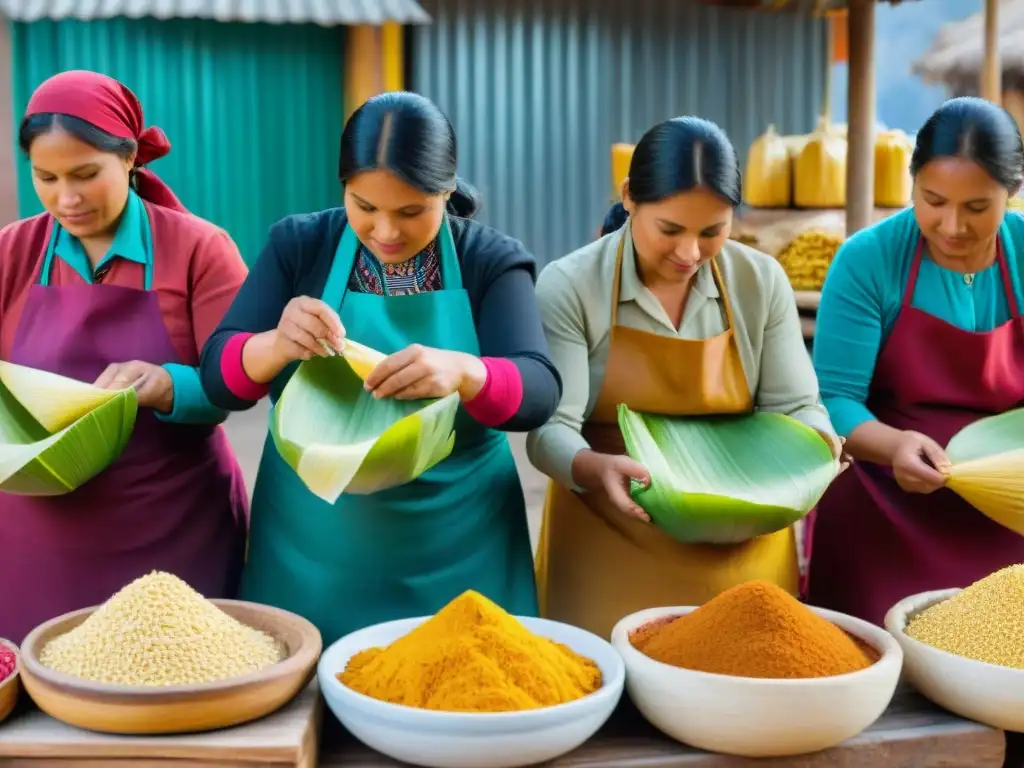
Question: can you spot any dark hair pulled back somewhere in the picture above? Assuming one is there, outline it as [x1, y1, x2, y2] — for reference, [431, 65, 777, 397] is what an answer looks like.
[20, 113, 138, 158]
[911, 96, 1024, 194]
[338, 91, 480, 219]
[600, 116, 741, 236]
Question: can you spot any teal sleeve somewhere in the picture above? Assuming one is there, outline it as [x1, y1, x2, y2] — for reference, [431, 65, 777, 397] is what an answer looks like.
[157, 363, 229, 425]
[812, 229, 892, 437]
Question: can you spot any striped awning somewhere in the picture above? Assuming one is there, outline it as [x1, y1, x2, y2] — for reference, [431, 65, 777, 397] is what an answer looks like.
[0, 0, 430, 25]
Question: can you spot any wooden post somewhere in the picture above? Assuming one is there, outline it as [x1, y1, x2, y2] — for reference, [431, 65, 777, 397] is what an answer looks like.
[981, 0, 1001, 104]
[845, 0, 876, 237]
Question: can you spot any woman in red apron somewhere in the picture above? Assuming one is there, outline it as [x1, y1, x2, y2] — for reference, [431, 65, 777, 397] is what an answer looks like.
[808, 97, 1024, 626]
[0, 71, 249, 643]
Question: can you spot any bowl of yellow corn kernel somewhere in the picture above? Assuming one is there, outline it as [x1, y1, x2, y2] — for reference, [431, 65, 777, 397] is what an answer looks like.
[18, 571, 322, 735]
[885, 565, 1024, 732]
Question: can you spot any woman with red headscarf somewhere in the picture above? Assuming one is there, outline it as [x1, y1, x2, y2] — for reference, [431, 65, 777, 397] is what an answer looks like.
[0, 70, 249, 643]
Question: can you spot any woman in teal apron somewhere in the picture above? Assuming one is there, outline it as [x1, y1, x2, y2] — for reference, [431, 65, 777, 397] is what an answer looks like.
[200, 92, 561, 645]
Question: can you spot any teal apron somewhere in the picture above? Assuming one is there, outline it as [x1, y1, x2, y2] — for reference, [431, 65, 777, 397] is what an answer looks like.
[240, 220, 537, 645]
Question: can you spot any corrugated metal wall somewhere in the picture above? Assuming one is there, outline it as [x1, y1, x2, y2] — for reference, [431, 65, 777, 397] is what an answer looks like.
[410, 0, 828, 264]
[11, 18, 344, 264]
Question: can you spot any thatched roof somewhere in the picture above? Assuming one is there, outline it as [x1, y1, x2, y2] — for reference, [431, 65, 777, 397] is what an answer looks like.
[913, 0, 1024, 84]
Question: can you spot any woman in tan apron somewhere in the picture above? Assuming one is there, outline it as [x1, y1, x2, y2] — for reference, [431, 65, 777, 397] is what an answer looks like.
[528, 116, 840, 638]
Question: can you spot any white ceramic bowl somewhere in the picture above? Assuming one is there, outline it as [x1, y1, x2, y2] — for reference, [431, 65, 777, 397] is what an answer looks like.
[318, 615, 625, 768]
[611, 605, 903, 758]
[886, 588, 1024, 731]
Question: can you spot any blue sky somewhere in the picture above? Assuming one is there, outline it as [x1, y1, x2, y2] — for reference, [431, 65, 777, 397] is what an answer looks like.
[830, 0, 982, 132]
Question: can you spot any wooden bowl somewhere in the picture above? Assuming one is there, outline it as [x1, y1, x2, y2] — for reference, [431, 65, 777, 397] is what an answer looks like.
[0, 638, 21, 724]
[19, 600, 322, 735]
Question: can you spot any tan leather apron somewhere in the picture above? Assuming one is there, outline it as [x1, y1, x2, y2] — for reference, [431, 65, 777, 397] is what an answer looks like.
[535, 236, 799, 639]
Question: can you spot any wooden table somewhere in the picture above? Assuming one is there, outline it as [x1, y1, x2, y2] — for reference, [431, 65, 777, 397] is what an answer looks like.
[319, 686, 1006, 767]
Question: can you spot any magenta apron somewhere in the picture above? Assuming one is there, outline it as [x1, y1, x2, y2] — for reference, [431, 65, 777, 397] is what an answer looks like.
[0, 221, 248, 644]
[807, 237, 1024, 626]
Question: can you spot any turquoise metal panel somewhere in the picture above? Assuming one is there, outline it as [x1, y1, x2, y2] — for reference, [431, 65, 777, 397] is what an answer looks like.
[410, 0, 828, 264]
[11, 18, 344, 265]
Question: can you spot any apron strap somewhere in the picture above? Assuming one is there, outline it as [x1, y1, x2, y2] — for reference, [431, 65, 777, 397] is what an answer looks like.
[322, 217, 462, 309]
[608, 227, 735, 332]
[903, 238, 927, 309]
[39, 217, 154, 290]
[907, 235, 1020, 317]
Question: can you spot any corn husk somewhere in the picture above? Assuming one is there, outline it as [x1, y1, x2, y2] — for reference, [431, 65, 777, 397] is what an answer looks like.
[945, 409, 1024, 535]
[0, 361, 138, 495]
[342, 339, 386, 381]
[271, 343, 460, 504]
[617, 406, 840, 544]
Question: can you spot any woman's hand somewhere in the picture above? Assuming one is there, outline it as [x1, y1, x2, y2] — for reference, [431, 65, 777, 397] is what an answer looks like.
[94, 361, 173, 413]
[273, 296, 346, 364]
[815, 429, 852, 476]
[891, 430, 950, 494]
[571, 449, 651, 522]
[364, 345, 487, 401]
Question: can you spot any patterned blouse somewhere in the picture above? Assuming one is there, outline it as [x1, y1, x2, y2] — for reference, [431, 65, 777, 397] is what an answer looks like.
[348, 239, 442, 296]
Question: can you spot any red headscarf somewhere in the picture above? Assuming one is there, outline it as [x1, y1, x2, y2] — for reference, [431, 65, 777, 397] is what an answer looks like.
[24, 70, 187, 213]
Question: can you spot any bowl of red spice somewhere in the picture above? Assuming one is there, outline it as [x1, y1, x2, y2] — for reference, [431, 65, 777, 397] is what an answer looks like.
[0, 638, 20, 724]
[610, 581, 903, 758]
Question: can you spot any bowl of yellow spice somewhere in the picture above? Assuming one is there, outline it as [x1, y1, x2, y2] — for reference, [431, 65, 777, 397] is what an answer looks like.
[886, 564, 1024, 732]
[19, 571, 322, 735]
[318, 590, 624, 768]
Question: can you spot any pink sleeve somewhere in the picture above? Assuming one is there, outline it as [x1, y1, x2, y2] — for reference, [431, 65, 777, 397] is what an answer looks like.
[462, 357, 523, 428]
[220, 332, 271, 402]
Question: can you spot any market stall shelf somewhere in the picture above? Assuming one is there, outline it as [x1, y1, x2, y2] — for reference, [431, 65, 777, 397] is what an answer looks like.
[0, 680, 322, 767]
[733, 207, 905, 260]
[319, 686, 1005, 767]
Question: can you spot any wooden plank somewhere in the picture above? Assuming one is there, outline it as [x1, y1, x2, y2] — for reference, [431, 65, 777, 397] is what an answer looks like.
[320, 687, 1004, 768]
[0, 681, 322, 766]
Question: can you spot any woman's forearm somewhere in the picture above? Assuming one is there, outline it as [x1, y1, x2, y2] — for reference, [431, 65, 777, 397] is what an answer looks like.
[846, 420, 904, 465]
[241, 331, 289, 384]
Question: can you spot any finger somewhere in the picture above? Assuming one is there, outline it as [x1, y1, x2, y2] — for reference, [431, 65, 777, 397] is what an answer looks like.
[299, 299, 345, 347]
[604, 475, 650, 522]
[390, 380, 440, 401]
[372, 361, 429, 400]
[281, 321, 327, 358]
[919, 440, 952, 472]
[365, 346, 421, 390]
[614, 456, 651, 487]
[906, 454, 949, 485]
[93, 364, 122, 389]
[289, 311, 336, 350]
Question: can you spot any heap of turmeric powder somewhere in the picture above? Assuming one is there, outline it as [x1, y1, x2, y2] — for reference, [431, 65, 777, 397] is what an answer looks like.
[339, 590, 602, 712]
[630, 581, 876, 679]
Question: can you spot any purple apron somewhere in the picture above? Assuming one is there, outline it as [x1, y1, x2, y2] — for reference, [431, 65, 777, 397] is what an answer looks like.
[0, 222, 248, 644]
[807, 237, 1024, 626]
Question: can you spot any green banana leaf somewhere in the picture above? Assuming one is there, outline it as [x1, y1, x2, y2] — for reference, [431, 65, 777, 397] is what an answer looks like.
[617, 405, 840, 544]
[271, 350, 460, 504]
[0, 361, 138, 495]
[945, 408, 1024, 535]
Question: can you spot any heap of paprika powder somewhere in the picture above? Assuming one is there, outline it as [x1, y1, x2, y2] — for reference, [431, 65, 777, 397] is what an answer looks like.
[629, 581, 875, 679]
[0, 644, 16, 684]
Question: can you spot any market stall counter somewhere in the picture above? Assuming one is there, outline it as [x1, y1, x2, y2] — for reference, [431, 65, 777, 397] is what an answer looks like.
[320, 686, 1005, 767]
